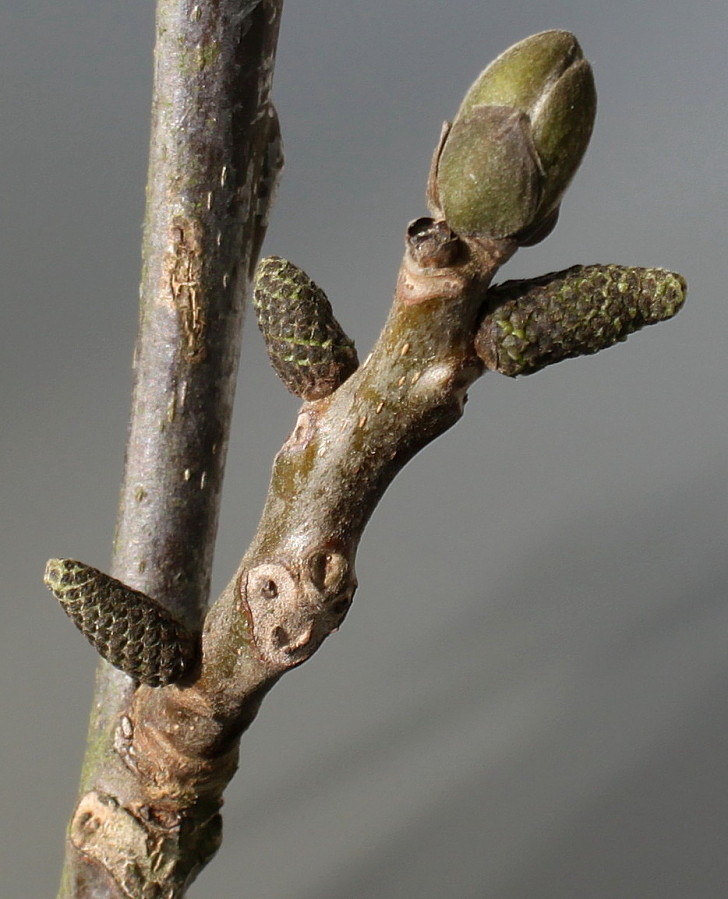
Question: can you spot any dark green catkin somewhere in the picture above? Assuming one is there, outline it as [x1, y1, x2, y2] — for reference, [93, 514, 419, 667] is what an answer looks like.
[253, 256, 359, 400]
[44, 558, 199, 687]
[476, 264, 686, 376]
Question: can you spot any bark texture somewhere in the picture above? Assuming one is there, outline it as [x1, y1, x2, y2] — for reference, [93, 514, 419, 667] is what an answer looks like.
[57, 1, 283, 895]
[58, 211, 518, 896]
[51, 16, 687, 897]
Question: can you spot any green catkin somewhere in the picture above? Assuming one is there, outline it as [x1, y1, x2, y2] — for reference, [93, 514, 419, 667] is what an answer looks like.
[476, 264, 686, 376]
[253, 256, 359, 400]
[44, 559, 199, 687]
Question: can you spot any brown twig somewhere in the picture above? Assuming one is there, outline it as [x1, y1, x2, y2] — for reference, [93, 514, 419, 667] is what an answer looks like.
[48, 21, 688, 896]
[55, 224, 515, 897]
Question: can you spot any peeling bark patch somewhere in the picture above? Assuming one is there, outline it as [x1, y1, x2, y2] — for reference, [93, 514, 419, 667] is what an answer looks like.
[69, 787, 207, 898]
[285, 409, 317, 450]
[167, 217, 207, 362]
[70, 791, 167, 898]
[114, 714, 140, 775]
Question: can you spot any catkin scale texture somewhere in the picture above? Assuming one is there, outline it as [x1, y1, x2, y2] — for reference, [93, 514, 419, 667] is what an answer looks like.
[253, 256, 359, 400]
[44, 559, 199, 686]
[477, 264, 686, 376]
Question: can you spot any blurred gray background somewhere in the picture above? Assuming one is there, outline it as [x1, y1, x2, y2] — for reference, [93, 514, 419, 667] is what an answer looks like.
[3, 1, 727, 897]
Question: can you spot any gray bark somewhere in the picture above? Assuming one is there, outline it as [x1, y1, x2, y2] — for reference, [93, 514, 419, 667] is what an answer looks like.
[57, 1, 283, 895]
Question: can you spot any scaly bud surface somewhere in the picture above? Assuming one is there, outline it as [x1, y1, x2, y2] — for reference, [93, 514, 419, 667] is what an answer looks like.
[44, 558, 199, 686]
[253, 256, 359, 400]
[433, 31, 596, 244]
[476, 265, 686, 376]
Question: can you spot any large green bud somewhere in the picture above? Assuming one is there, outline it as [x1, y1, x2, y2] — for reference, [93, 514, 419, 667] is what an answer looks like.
[431, 31, 597, 245]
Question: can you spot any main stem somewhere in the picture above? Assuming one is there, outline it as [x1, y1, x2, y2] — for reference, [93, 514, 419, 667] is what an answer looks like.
[58, 1, 283, 895]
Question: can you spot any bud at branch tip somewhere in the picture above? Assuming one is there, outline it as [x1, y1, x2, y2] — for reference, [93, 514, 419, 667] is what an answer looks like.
[430, 31, 597, 246]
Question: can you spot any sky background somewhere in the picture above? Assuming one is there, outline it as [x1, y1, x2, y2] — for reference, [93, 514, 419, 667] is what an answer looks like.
[2, 1, 727, 896]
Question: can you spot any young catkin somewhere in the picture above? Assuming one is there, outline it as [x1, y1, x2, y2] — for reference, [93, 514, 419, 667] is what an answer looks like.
[44, 558, 199, 686]
[253, 256, 359, 400]
[476, 264, 686, 376]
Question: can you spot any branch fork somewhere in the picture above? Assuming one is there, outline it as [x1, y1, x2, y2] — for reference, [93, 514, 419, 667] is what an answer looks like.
[45, 216, 685, 794]
[44, 26, 686, 898]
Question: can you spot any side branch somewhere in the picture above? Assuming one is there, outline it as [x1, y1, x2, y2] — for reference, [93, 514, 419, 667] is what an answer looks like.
[48, 219, 686, 899]
[47, 27, 687, 899]
[47, 224, 686, 865]
[120, 227, 517, 795]
[51, 220, 513, 899]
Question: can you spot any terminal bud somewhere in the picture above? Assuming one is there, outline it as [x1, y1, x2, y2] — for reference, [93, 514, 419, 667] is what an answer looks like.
[432, 31, 596, 245]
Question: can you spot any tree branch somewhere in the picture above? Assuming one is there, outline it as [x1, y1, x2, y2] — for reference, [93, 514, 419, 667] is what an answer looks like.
[55, 1, 283, 895]
[49, 209, 685, 896]
[46, 25, 687, 898]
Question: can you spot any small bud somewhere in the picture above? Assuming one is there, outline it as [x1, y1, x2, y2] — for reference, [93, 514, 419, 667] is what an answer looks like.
[44, 558, 199, 686]
[253, 257, 359, 400]
[433, 31, 596, 243]
[406, 217, 462, 269]
[476, 265, 686, 376]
